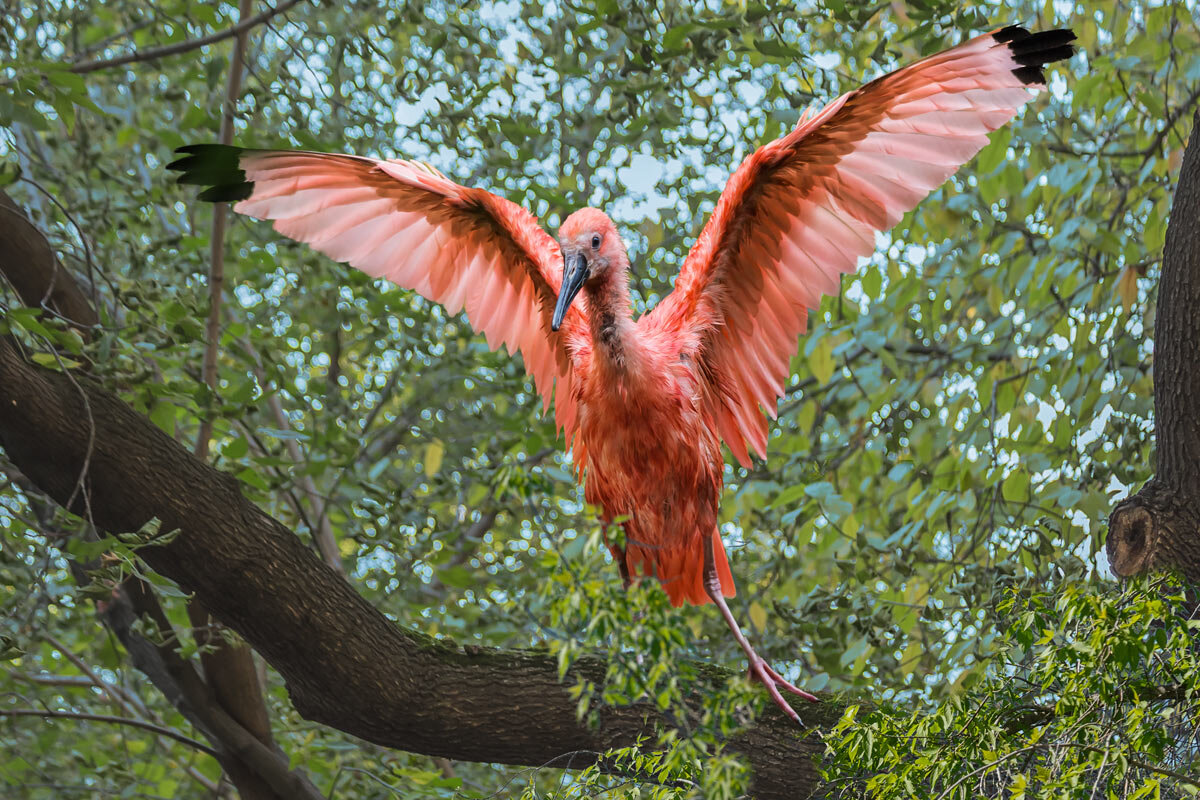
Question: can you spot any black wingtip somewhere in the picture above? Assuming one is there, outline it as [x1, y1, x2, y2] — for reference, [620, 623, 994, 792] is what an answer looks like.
[167, 143, 253, 203]
[197, 182, 255, 202]
[993, 26, 1077, 85]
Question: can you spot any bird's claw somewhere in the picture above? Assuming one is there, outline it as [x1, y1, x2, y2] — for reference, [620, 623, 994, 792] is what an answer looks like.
[747, 659, 819, 724]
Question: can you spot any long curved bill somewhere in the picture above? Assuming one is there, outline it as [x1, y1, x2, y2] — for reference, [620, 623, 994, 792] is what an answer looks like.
[551, 253, 589, 331]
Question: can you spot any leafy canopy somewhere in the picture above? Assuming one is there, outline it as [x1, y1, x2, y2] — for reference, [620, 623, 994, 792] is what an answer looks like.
[1, 0, 1198, 797]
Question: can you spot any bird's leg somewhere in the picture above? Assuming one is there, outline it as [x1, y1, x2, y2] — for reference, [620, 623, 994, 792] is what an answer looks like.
[702, 536, 818, 724]
[602, 521, 632, 589]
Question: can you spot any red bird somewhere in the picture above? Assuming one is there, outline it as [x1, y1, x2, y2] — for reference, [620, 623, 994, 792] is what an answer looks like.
[171, 25, 1074, 722]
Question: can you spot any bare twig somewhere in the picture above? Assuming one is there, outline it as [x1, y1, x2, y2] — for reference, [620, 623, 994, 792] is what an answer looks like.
[0, 708, 219, 756]
[43, 633, 142, 716]
[71, 18, 155, 60]
[68, 0, 304, 74]
[8, 669, 225, 794]
[239, 333, 343, 573]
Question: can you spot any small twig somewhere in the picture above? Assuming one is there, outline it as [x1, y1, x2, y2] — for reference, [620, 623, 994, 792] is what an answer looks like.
[239, 334, 343, 573]
[9, 669, 224, 793]
[69, 0, 304, 74]
[43, 633, 141, 716]
[0, 708, 218, 756]
[71, 18, 155, 60]
[1138, 84, 1200, 173]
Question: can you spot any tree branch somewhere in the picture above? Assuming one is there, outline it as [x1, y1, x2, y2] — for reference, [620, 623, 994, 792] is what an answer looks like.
[0, 708, 219, 757]
[0, 188, 322, 800]
[106, 577, 326, 800]
[67, 0, 304, 75]
[42, 633, 144, 716]
[5, 667, 227, 795]
[0, 194, 99, 329]
[0, 319, 832, 800]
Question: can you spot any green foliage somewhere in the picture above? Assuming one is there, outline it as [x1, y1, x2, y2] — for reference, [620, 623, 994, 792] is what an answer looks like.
[823, 576, 1200, 798]
[1, 0, 1198, 797]
[530, 527, 757, 799]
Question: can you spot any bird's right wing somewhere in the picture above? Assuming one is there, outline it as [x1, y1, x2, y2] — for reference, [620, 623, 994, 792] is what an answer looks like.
[169, 146, 588, 439]
[642, 26, 1074, 465]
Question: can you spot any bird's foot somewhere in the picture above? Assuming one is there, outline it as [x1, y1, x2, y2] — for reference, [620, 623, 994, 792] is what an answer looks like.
[747, 659, 819, 724]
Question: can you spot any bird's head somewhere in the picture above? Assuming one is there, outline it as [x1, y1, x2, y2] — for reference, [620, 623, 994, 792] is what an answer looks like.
[553, 207, 624, 331]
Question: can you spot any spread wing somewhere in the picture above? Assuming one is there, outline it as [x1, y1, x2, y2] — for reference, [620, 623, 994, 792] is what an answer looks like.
[169, 145, 587, 438]
[642, 26, 1075, 465]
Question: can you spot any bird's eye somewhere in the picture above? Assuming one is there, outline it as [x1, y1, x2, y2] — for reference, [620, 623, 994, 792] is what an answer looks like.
[591, 235, 601, 250]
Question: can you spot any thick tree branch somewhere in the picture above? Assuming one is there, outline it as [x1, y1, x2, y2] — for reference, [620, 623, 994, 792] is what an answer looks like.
[1146, 109, 1200, 495]
[0, 189, 320, 800]
[106, 578, 325, 800]
[67, 0, 304, 75]
[1108, 110, 1200, 579]
[0, 193, 99, 329]
[0, 331, 832, 800]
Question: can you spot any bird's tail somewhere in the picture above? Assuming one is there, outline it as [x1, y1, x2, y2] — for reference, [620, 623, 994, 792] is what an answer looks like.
[650, 529, 736, 608]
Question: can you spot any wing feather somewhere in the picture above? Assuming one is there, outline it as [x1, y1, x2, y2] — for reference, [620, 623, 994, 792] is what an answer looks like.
[642, 25, 1074, 464]
[170, 146, 588, 439]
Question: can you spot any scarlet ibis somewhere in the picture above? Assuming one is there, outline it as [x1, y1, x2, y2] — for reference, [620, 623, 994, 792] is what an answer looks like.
[170, 25, 1074, 722]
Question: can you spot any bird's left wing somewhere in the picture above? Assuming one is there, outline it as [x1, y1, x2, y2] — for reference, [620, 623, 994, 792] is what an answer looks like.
[642, 26, 1074, 465]
[169, 145, 587, 438]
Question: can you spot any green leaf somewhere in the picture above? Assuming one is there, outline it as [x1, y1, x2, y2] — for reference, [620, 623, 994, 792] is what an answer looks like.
[662, 24, 697, 51]
[149, 402, 176, 434]
[424, 438, 445, 478]
[808, 336, 834, 384]
[223, 436, 250, 460]
[0, 635, 25, 661]
[754, 37, 800, 59]
[976, 126, 1012, 174]
[748, 601, 768, 632]
[436, 565, 473, 589]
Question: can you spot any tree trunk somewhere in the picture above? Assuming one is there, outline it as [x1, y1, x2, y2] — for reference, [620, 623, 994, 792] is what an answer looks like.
[1108, 110, 1200, 580]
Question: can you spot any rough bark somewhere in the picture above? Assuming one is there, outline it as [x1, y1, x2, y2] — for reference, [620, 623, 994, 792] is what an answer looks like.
[1108, 110, 1200, 580]
[106, 580, 324, 800]
[0, 195, 832, 797]
[0, 192, 99, 329]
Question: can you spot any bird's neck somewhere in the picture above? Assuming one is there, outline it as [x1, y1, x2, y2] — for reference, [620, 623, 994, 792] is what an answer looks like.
[585, 270, 635, 371]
